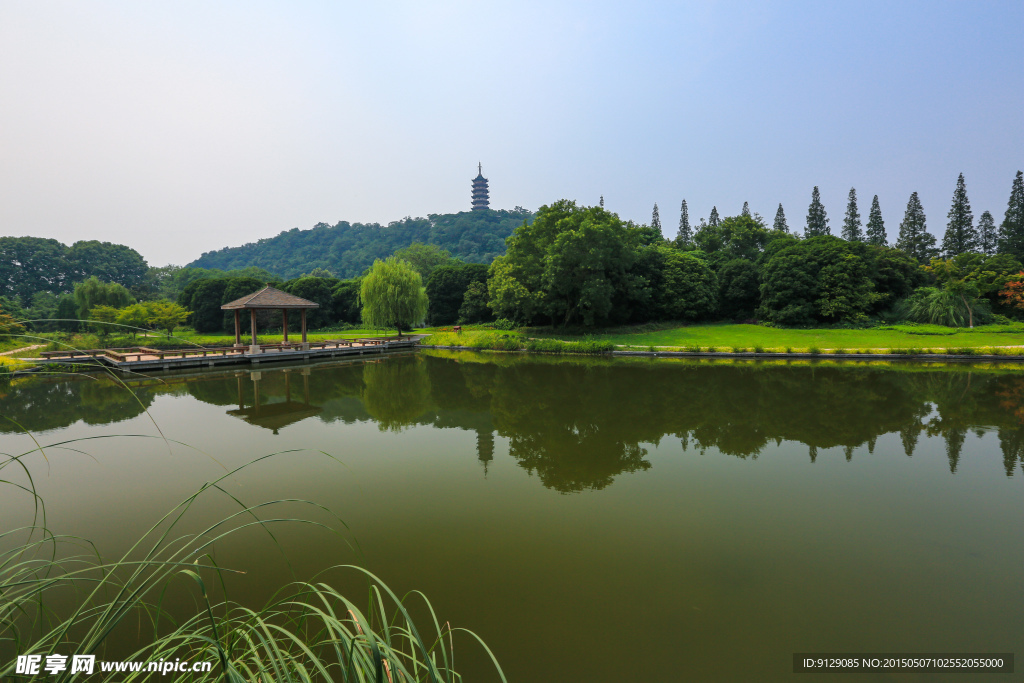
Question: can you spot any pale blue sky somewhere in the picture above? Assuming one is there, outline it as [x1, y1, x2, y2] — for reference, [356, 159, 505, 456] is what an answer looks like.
[1, 1, 1021, 265]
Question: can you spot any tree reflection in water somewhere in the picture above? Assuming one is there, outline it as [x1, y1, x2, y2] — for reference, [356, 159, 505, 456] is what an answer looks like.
[3, 353, 1024, 490]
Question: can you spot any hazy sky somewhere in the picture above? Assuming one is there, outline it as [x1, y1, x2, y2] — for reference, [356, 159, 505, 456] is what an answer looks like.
[1, 1, 1022, 266]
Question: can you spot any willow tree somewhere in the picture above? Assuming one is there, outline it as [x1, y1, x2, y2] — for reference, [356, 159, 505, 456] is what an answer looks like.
[360, 256, 428, 337]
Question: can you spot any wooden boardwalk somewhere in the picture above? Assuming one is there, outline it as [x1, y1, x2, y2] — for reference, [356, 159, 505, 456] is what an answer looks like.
[34, 337, 420, 372]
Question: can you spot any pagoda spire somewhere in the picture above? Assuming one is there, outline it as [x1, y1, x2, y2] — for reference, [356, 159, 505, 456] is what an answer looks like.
[471, 163, 490, 211]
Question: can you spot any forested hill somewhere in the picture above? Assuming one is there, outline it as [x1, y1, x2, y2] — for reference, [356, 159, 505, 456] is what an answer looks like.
[187, 208, 534, 278]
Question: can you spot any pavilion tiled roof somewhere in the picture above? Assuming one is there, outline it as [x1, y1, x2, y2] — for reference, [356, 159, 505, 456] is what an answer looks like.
[220, 286, 320, 310]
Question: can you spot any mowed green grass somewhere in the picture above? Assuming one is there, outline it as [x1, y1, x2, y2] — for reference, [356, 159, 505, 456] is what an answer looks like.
[531, 323, 1024, 351]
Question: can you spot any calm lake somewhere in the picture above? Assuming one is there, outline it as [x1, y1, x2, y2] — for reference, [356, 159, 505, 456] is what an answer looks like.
[2, 351, 1023, 681]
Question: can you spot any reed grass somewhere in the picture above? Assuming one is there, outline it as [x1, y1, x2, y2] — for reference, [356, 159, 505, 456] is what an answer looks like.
[1, 439, 505, 683]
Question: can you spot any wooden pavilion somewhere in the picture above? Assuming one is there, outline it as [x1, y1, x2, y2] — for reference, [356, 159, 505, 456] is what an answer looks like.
[221, 286, 319, 352]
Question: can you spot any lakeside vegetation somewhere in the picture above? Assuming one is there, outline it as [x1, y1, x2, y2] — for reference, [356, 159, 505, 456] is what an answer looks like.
[422, 321, 1024, 355]
[3, 317, 1023, 362]
[3, 171, 1024, 358]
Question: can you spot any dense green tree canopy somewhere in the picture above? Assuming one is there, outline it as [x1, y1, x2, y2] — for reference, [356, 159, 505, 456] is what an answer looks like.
[392, 243, 455, 281]
[188, 208, 534, 279]
[488, 201, 637, 326]
[759, 237, 882, 325]
[0, 237, 148, 305]
[425, 262, 488, 325]
[281, 276, 340, 329]
[458, 281, 493, 323]
[693, 214, 771, 263]
[649, 247, 717, 321]
[717, 258, 761, 320]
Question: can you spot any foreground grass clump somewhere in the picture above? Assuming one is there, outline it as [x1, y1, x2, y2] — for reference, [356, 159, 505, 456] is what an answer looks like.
[2, 435, 505, 683]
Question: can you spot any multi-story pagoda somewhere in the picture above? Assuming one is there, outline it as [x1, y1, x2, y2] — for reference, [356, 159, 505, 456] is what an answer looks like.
[471, 162, 489, 211]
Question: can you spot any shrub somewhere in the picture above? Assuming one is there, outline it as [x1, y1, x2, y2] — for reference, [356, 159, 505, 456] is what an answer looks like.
[491, 318, 517, 330]
[808, 346, 821, 354]
[901, 286, 993, 327]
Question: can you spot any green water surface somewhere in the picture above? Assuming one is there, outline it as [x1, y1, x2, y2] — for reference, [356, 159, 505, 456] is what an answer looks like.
[1, 351, 1022, 681]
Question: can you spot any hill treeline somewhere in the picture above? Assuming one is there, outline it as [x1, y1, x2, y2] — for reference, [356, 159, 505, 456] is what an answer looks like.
[187, 208, 534, 279]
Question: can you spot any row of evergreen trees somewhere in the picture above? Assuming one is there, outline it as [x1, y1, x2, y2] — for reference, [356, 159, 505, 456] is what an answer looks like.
[660, 171, 1024, 263]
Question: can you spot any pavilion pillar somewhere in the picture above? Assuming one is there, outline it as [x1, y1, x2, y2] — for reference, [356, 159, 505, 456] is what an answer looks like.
[250, 309, 259, 353]
[301, 309, 308, 348]
[234, 310, 241, 346]
[282, 309, 289, 343]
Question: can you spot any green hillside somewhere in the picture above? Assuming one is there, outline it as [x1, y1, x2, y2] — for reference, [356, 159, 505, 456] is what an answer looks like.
[187, 208, 534, 278]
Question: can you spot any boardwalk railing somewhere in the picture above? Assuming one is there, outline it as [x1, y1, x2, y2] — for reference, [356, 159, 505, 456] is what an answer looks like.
[37, 337, 414, 364]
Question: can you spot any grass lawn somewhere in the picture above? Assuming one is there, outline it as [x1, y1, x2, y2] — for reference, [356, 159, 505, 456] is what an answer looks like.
[449, 322, 1024, 353]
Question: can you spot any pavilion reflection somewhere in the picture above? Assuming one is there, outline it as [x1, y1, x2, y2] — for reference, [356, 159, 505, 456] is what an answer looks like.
[226, 368, 321, 435]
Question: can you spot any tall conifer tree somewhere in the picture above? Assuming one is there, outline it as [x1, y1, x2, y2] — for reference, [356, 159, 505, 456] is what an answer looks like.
[978, 210, 997, 255]
[599, 195, 604, 208]
[865, 195, 886, 246]
[773, 204, 789, 233]
[804, 186, 830, 237]
[675, 199, 692, 248]
[709, 206, 720, 227]
[741, 201, 751, 217]
[896, 191, 938, 263]
[998, 170, 1024, 259]
[941, 173, 978, 257]
[651, 203, 661, 232]
[841, 188, 863, 241]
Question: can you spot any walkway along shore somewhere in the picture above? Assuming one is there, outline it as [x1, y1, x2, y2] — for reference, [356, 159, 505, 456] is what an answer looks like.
[416, 344, 1024, 363]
